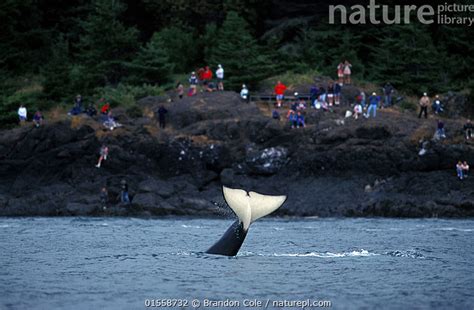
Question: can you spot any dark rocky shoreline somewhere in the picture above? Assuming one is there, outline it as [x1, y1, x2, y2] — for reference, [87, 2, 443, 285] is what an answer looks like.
[1, 91, 473, 218]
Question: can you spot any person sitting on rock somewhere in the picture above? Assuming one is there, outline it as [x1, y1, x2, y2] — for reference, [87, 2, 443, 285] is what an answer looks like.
[18, 104, 27, 123]
[464, 119, 473, 140]
[366, 92, 380, 118]
[96, 145, 109, 168]
[418, 93, 430, 119]
[33, 110, 44, 127]
[296, 95, 307, 111]
[296, 111, 305, 128]
[86, 104, 97, 117]
[119, 179, 130, 204]
[432, 95, 443, 114]
[436, 120, 446, 139]
[456, 161, 464, 180]
[68, 94, 83, 115]
[240, 84, 249, 101]
[287, 110, 297, 128]
[274, 81, 287, 108]
[462, 161, 469, 178]
[100, 187, 108, 210]
[353, 103, 363, 120]
[103, 111, 121, 130]
[272, 109, 281, 120]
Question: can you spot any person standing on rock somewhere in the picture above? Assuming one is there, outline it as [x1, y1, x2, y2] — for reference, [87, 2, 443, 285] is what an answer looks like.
[436, 120, 446, 139]
[216, 64, 224, 91]
[201, 66, 213, 92]
[366, 92, 380, 118]
[463, 119, 472, 140]
[360, 91, 367, 109]
[462, 161, 469, 178]
[310, 84, 319, 108]
[383, 83, 393, 107]
[240, 84, 249, 101]
[18, 104, 27, 123]
[327, 81, 335, 106]
[337, 62, 344, 85]
[343, 60, 352, 85]
[418, 93, 430, 119]
[188, 72, 198, 96]
[176, 81, 184, 99]
[432, 95, 443, 114]
[274, 81, 287, 108]
[120, 179, 130, 204]
[96, 145, 109, 168]
[334, 82, 342, 105]
[456, 161, 464, 180]
[100, 187, 108, 210]
[157, 105, 168, 129]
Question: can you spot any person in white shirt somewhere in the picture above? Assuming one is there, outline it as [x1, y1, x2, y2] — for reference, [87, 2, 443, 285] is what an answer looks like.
[240, 84, 249, 101]
[18, 105, 27, 122]
[353, 103, 363, 119]
[216, 64, 224, 91]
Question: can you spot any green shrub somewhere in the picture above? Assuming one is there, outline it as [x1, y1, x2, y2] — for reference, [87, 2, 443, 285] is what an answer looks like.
[94, 83, 164, 108]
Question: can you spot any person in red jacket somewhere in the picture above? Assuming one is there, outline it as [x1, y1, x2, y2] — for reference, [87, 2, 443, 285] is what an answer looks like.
[100, 102, 110, 115]
[274, 81, 287, 108]
[200, 66, 213, 91]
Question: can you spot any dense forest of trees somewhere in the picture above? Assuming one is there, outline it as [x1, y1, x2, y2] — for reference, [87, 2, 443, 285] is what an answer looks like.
[1, 0, 473, 125]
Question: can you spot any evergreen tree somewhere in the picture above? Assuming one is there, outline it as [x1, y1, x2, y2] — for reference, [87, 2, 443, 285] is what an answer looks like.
[207, 11, 274, 89]
[42, 35, 72, 100]
[369, 24, 440, 93]
[77, 0, 139, 87]
[154, 26, 198, 73]
[126, 33, 173, 85]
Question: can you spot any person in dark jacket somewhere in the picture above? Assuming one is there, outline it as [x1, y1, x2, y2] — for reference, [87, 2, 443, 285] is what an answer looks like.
[120, 179, 130, 204]
[157, 105, 168, 129]
[383, 83, 393, 107]
[432, 95, 443, 114]
[33, 110, 44, 127]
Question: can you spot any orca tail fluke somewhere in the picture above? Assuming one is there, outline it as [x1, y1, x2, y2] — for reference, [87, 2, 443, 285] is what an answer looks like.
[205, 186, 287, 256]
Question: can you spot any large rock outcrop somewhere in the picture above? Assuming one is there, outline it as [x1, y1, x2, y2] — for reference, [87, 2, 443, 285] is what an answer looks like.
[0, 91, 473, 218]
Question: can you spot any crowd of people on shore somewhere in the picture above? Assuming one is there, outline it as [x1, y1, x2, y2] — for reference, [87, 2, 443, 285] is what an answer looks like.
[14, 59, 473, 184]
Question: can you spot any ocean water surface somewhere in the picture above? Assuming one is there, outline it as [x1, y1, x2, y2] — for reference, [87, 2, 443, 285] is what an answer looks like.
[1, 217, 473, 309]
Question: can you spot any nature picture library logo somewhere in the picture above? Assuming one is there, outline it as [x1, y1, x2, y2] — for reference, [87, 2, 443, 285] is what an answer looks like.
[329, 0, 474, 26]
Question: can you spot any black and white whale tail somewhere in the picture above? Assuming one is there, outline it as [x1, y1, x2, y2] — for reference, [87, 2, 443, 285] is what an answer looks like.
[205, 186, 287, 256]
